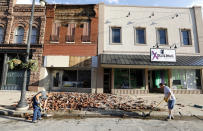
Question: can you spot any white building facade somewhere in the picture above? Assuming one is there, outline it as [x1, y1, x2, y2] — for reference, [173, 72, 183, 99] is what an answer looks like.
[97, 3, 203, 94]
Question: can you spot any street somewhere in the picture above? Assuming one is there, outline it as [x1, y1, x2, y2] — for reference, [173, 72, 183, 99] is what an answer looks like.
[0, 116, 203, 131]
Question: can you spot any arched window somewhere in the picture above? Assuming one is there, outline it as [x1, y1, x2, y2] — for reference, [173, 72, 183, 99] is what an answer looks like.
[31, 27, 38, 44]
[0, 26, 4, 44]
[14, 27, 24, 44]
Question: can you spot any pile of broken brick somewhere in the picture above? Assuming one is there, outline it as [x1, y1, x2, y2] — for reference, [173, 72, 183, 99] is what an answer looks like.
[27, 92, 159, 112]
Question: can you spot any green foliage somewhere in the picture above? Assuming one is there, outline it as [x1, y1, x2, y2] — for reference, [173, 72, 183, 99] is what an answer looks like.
[7, 58, 38, 72]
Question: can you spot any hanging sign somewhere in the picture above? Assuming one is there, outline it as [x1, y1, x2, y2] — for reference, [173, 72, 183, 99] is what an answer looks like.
[150, 48, 176, 62]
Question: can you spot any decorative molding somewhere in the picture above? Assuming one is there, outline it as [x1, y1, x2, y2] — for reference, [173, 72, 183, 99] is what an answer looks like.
[55, 7, 96, 20]
[0, 7, 8, 12]
[14, 6, 45, 12]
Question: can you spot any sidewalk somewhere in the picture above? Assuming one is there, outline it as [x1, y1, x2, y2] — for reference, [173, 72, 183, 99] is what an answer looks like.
[0, 91, 203, 120]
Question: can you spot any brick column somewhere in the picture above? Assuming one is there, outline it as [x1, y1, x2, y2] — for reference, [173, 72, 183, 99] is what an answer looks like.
[4, 16, 13, 44]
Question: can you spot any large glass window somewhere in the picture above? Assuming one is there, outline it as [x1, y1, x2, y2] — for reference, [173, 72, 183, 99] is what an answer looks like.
[0, 26, 4, 44]
[111, 27, 121, 43]
[14, 27, 24, 44]
[136, 28, 146, 44]
[62, 70, 91, 88]
[181, 29, 191, 45]
[157, 28, 167, 44]
[114, 69, 145, 89]
[172, 69, 201, 89]
[31, 27, 38, 44]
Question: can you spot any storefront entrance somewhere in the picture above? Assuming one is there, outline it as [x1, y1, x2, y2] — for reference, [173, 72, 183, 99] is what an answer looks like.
[103, 69, 111, 93]
[149, 69, 168, 93]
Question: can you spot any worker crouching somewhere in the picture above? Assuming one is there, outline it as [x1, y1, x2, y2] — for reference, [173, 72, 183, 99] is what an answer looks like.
[32, 89, 48, 123]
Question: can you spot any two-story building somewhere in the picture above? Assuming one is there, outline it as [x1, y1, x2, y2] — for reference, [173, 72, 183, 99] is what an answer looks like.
[0, 0, 46, 91]
[97, 3, 203, 94]
[40, 4, 98, 93]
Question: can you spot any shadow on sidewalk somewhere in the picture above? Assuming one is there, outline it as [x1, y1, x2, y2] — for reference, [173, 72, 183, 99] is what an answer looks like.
[0, 115, 32, 123]
[0, 105, 16, 110]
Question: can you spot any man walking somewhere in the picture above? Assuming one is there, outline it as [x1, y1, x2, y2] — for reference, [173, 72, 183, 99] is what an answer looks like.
[32, 89, 48, 123]
[159, 83, 176, 120]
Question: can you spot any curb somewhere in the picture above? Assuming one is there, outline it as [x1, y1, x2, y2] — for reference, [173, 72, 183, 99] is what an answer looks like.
[1, 109, 203, 120]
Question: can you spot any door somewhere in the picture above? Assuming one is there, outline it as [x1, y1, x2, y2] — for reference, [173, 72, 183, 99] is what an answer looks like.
[149, 69, 168, 93]
[103, 69, 111, 93]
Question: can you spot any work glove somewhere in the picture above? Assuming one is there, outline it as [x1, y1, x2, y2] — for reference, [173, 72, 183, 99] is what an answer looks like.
[164, 97, 168, 102]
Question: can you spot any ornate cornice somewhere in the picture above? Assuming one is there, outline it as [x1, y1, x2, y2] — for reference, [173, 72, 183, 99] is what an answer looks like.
[14, 6, 45, 12]
[0, 6, 8, 12]
[55, 6, 96, 20]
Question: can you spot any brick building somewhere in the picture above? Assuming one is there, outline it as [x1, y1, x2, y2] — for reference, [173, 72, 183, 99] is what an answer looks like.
[41, 4, 98, 92]
[0, 0, 46, 91]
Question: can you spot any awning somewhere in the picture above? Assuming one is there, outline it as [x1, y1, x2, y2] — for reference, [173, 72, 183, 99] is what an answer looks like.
[101, 54, 203, 68]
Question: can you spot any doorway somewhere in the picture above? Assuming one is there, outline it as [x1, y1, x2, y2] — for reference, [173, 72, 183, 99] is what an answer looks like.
[149, 69, 168, 93]
[103, 68, 111, 93]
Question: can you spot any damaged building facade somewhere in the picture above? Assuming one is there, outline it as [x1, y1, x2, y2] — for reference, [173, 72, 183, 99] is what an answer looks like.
[41, 4, 98, 92]
[97, 3, 203, 94]
[0, 0, 46, 91]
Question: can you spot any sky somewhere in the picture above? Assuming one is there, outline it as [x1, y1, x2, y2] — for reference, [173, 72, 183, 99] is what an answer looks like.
[16, 0, 203, 8]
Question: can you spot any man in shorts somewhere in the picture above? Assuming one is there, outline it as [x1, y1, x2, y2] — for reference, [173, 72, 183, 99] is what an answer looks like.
[159, 83, 176, 120]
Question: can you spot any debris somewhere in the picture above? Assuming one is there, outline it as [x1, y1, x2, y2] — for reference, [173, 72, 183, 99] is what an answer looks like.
[176, 103, 185, 107]
[27, 92, 155, 112]
[194, 104, 203, 109]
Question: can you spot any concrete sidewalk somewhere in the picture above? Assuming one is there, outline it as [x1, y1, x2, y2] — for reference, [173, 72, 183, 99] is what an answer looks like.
[0, 91, 203, 119]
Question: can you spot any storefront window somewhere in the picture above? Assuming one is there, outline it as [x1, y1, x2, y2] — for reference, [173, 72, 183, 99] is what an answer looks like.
[78, 70, 91, 88]
[114, 68, 145, 89]
[62, 70, 91, 88]
[172, 69, 201, 89]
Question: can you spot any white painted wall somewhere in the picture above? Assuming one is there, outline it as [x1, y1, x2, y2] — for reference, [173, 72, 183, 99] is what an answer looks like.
[100, 5, 199, 55]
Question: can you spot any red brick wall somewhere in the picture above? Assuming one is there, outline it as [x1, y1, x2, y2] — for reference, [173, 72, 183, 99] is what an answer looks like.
[43, 5, 98, 57]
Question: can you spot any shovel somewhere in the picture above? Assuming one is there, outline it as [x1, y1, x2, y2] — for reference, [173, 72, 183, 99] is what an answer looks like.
[144, 99, 164, 117]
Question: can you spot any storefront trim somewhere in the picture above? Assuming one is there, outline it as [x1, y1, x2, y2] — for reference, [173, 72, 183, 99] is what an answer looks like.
[101, 64, 203, 69]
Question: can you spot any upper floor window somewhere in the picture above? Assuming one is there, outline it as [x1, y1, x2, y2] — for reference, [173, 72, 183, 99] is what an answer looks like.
[157, 28, 167, 45]
[31, 27, 38, 44]
[82, 22, 90, 42]
[50, 22, 60, 42]
[181, 29, 191, 45]
[66, 23, 75, 43]
[14, 27, 24, 44]
[0, 26, 4, 44]
[111, 27, 121, 44]
[135, 28, 146, 44]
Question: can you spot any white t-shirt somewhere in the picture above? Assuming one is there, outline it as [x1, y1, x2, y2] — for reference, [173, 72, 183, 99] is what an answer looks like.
[164, 86, 176, 100]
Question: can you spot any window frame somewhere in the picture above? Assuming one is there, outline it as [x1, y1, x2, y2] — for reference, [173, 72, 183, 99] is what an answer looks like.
[31, 27, 39, 44]
[14, 26, 25, 44]
[0, 26, 5, 44]
[81, 22, 91, 43]
[134, 27, 147, 45]
[110, 26, 122, 45]
[156, 28, 168, 45]
[50, 22, 60, 43]
[66, 23, 76, 44]
[180, 28, 192, 46]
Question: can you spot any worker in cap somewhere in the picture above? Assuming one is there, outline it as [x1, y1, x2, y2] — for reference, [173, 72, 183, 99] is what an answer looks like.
[159, 83, 176, 120]
[32, 88, 49, 123]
